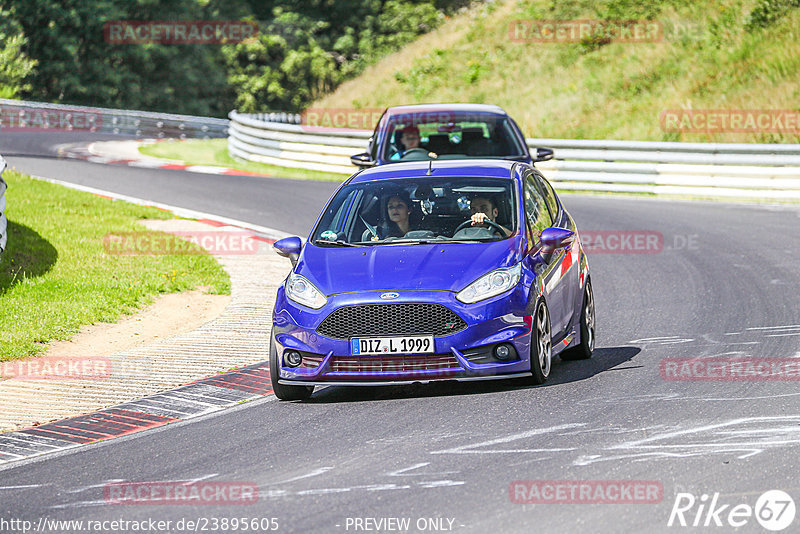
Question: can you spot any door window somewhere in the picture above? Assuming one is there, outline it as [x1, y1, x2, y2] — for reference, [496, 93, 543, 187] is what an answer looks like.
[523, 173, 553, 246]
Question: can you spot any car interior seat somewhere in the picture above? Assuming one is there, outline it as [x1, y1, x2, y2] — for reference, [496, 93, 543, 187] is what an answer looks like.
[425, 195, 466, 235]
[460, 127, 490, 156]
[425, 134, 452, 155]
[485, 124, 514, 157]
[358, 194, 382, 241]
[492, 195, 513, 229]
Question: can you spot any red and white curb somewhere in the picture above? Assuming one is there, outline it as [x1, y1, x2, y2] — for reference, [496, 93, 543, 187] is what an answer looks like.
[0, 178, 296, 467]
[0, 363, 274, 466]
[57, 141, 271, 178]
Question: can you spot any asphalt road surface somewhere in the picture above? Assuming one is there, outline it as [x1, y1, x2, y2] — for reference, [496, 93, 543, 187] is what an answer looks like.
[2, 132, 800, 533]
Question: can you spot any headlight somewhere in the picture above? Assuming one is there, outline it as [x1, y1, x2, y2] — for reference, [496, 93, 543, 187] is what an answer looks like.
[456, 263, 521, 304]
[286, 272, 327, 309]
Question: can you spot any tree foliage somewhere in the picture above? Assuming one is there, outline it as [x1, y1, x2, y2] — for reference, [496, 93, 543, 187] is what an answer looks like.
[0, 0, 469, 115]
[0, 7, 38, 99]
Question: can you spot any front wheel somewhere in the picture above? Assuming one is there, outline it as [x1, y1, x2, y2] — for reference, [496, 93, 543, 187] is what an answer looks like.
[269, 334, 314, 401]
[520, 300, 552, 385]
[560, 281, 595, 361]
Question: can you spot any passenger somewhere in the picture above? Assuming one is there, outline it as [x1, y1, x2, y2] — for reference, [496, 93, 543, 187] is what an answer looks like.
[381, 190, 414, 237]
[469, 195, 512, 237]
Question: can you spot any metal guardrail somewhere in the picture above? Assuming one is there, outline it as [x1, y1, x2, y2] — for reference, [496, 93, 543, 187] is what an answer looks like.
[527, 138, 800, 165]
[0, 155, 7, 255]
[228, 110, 369, 174]
[228, 110, 800, 199]
[0, 98, 228, 139]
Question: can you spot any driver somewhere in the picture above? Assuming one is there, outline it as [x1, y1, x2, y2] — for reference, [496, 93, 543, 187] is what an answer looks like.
[469, 195, 511, 237]
[391, 125, 422, 161]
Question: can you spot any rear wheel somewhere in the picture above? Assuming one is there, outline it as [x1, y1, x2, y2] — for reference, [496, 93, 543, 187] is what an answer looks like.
[560, 281, 595, 361]
[269, 334, 314, 401]
[520, 300, 552, 385]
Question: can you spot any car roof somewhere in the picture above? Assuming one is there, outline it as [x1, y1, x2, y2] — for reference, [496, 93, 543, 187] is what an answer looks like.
[384, 103, 509, 117]
[349, 159, 520, 184]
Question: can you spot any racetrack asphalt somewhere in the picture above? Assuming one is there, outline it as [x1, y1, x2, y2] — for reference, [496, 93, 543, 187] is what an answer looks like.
[2, 131, 800, 533]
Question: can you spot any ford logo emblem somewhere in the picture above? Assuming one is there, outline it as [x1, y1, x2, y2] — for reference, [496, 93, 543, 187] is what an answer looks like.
[380, 292, 400, 300]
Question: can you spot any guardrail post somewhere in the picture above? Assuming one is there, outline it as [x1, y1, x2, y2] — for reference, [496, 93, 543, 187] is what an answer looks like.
[0, 155, 7, 256]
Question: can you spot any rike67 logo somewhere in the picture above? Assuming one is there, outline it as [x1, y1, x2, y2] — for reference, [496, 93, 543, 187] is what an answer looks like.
[668, 490, 796, 531]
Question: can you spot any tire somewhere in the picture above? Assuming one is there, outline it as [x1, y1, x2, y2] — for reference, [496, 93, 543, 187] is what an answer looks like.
[520, 300, 552, 385]
[269, 334, 314, 401]
[560, 280, 595, 361]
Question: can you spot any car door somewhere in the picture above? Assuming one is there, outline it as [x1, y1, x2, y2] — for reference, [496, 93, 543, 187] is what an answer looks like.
[520, 170, 571, 339]
[532, 170, 580, 334]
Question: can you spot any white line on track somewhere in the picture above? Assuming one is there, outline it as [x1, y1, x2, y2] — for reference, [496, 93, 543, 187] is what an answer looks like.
[66, 480, 125, 493]
[29, 175, 293, 241]
[765, 332, 800, 337]
[429, 423, 585, 455]
[50, 474, 221, 509]
[746, 325, 800, 330]
[387, 462, 459, 477]
[267, 467, 335, 485]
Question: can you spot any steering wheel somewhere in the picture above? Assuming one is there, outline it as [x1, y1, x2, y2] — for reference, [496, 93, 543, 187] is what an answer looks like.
[399, 148, 430, 160]
[454, 218, 505, 235]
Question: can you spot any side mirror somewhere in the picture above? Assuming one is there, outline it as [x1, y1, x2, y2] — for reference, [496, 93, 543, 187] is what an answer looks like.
[539, 227, 575, 255]
[273, 236, 303, 267]
[533, 147, 554, 162]
[350, 152, 376, 168]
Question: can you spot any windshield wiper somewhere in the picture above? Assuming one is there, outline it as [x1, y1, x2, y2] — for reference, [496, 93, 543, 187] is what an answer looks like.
[439, 238, 498, 243]
[313, 239, 361, 247]
[386, 238, 494, 245]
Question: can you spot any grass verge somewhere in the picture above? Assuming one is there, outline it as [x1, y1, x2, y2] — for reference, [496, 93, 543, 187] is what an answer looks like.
[139, 138, 350, 182]
[0, 170, 230, 362]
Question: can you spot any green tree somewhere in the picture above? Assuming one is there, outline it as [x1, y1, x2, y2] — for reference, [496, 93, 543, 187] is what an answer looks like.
[2, 0, 468, 114]
[222, 0, 454, 112]
[4, 0, 235, 116]
[0, 7, 37, 99]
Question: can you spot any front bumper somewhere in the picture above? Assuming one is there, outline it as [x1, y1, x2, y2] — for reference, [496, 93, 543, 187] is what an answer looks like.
[272, 286, 534, 385]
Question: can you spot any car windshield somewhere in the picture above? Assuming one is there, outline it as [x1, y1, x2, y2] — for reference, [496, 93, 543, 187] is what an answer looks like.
[312, 176, 517, 246]
[383, 111, 526, 162]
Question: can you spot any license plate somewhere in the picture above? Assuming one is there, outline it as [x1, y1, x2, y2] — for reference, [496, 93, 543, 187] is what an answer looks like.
[351, 335, 434, 355]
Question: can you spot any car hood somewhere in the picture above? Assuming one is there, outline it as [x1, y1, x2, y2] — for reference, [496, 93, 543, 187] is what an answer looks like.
[296, 238, 524, 295]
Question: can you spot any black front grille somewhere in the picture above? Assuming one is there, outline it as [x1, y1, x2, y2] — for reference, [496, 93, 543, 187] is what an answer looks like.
[317, 303, 467, 339]
[331, 354, 460, 373]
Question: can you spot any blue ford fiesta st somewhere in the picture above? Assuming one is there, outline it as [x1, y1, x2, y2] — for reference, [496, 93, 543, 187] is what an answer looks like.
[270, 159, 594, 400]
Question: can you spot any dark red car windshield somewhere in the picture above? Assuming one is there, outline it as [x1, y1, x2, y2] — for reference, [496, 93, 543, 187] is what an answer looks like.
[382, 112, 526, 162]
